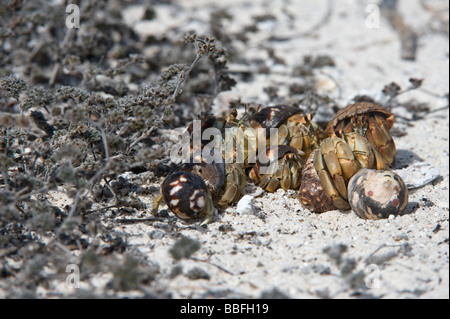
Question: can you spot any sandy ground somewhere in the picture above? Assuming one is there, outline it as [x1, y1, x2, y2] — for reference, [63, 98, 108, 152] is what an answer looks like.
[104, 0, 449, 299]
[4, 0, 446, 299]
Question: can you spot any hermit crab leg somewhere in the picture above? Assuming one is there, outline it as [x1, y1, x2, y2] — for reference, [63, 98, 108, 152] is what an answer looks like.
[313, 143, 351, 210]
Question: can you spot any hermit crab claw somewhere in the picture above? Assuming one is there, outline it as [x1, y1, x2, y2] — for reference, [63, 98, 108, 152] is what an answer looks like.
[249, 145, 305, 192]
[342, 132, 389, 171]
[325, 102, 396, 166]
[302, 129, 391, 212]
[217, 162, 247, 207]
[313, 137, 356, 210]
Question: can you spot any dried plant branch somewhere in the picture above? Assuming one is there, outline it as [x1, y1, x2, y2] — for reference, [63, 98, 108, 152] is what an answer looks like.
[380, 0, 418, 61]
[170, 36, 217, 102]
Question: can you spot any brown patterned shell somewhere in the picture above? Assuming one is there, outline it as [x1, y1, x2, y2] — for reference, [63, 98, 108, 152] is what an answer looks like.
[161, 171, 212, 220]
[325, 102, 394, 136]
[298, 149, 336, 213]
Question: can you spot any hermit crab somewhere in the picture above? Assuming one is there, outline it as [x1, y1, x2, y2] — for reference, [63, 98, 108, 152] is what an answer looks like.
[249, 105, 326, 158]
[299, 131, 391, 212]
[152, 101, 408, 223]
[153, 150, 247, 223]
[325, 102, 396, 165]
[179, 151, 225, 197]
[152, 171, 215, 225]
[298, 101, 407, 217]
[182, 150, 247, 208]
[185, 109, 256, 168]
[249, 145, 305, 192]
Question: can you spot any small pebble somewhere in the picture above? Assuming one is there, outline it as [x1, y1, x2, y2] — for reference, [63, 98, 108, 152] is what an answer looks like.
[148, 230, 165, 239]
[236, 195, 257, 215]
[185, 267, 210, 280]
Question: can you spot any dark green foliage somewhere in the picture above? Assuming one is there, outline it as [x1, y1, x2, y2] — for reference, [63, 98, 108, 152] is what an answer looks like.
[0, 75, 27, 101]
[0, 0, 235, 298]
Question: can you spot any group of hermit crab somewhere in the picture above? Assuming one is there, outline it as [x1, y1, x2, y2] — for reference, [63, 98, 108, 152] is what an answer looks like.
[152, 102, 409, 225]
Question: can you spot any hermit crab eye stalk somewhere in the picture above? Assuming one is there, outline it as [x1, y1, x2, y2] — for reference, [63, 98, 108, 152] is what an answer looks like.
[153, 171, 214, 225]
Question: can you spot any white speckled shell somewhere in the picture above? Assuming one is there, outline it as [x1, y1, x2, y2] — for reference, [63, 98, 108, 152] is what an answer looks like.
[347, 168, 408, 220]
